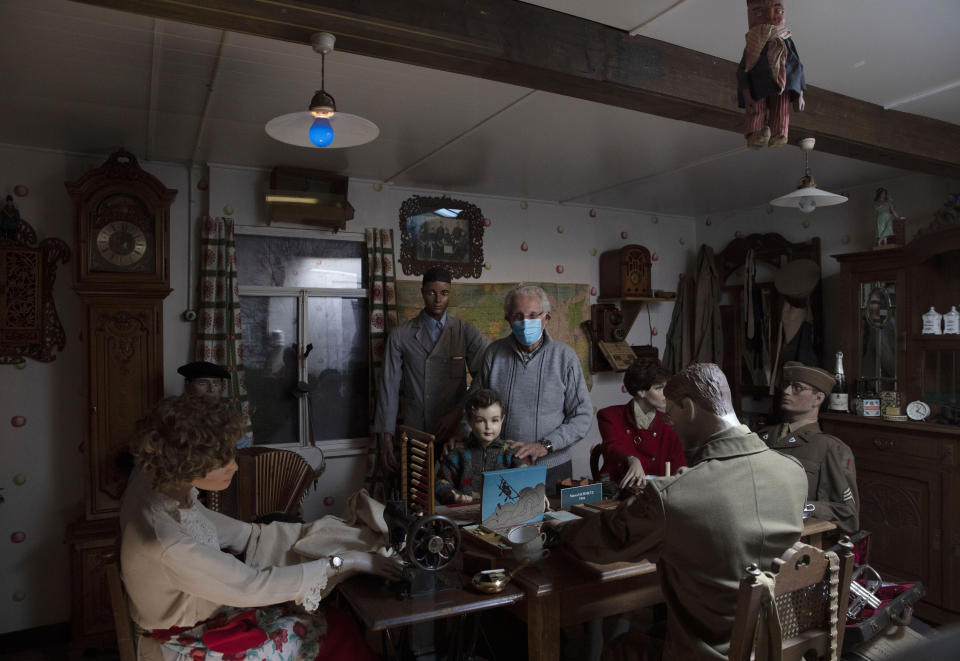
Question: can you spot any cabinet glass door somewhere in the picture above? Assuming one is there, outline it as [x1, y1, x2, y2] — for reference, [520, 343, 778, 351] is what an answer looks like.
[860, 281, 897, 391]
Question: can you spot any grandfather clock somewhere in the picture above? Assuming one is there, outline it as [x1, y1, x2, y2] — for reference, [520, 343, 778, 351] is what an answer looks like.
[65, 150, 176, 646]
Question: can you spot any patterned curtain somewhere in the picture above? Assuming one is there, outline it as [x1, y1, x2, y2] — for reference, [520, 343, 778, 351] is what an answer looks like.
[196, 216, 251, 432]
[364, 228, 397, 497]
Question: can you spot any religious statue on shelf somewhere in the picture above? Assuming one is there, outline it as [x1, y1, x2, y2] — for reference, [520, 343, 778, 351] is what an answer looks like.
[0, 195, 22, 240]
[874, 187, 905, 247]
[737, 0, 806, 149]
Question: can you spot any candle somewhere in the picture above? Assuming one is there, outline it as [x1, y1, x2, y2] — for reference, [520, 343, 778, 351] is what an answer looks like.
[665, 461, 671, 477]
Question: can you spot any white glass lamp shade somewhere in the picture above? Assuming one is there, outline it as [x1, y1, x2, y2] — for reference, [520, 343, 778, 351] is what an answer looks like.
[770, 186, 848, 213]
[265, 111, 379, 148]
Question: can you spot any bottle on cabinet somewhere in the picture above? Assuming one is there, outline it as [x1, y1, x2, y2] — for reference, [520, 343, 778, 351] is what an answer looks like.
[828, 351, 849, 413]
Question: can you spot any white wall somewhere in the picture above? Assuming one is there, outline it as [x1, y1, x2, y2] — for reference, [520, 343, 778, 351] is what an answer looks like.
[207, 163, 697, 516]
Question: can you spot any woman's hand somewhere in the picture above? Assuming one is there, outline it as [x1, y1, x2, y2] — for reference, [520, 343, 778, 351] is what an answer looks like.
[619, 456, 647, 490]
[341, 551, 405, 581]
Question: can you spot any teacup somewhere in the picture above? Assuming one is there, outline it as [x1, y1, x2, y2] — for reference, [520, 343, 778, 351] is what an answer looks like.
[506, 525, 551, 564]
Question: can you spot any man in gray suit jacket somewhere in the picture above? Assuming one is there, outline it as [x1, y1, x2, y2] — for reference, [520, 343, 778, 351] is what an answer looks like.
[374, 267, 486, 472]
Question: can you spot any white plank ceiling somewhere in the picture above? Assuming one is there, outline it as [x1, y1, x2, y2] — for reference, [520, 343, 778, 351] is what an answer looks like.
[1, 0, 957, 216]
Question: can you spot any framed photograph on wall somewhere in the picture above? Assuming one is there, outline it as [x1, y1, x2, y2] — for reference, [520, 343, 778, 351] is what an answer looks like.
[398, 195, 484, 279]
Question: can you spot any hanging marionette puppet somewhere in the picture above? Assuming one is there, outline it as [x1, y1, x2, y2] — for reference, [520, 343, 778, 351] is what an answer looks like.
[737, 0, 806, 149]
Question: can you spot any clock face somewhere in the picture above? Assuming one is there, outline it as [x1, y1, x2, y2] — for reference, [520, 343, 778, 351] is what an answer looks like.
[96, 221, 147, 267]
[906, 400, 930, 421]
[89, 194, 156, 274]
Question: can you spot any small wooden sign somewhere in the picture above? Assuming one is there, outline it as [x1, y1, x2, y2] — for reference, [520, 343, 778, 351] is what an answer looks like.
[598, 340, 637, 371]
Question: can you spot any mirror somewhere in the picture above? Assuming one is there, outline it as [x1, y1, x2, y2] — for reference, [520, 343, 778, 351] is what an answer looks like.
[398, 195, 485, 279]
[860, 281, 897, 383]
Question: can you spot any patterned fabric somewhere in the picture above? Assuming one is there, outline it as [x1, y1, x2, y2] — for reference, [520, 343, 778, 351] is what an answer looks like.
[364, 229, 398, 498]
[152, 604, 327, 661]
[436, 437, 529, 504]
[365, 228, 398, 407]
[196, 217, 251, 440]
[744, 25, 792, 92]
[746, 93, 791, 137]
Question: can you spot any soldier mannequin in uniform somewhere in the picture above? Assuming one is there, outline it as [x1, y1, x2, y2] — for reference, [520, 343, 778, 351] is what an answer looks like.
[557, 363, 807, 660]
[374, 267, 486, 473]
[759, 361, 860, 534]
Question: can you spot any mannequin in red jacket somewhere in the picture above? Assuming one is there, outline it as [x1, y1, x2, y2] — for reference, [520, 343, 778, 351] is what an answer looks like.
[598, 362, 687, 487]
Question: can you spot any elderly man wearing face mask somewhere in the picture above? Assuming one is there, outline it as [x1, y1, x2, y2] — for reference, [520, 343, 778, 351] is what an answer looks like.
[472, 284, 592, 488]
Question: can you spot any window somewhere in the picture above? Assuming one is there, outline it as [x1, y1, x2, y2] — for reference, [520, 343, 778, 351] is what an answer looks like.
[235, 226, 368, 446]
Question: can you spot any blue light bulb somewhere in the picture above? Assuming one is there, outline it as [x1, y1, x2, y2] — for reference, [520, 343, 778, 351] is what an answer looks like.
[308, 117, 334, 147]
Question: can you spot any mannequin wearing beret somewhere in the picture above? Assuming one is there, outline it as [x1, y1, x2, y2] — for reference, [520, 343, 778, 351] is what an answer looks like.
[759, 362, 860, 534]
[178, 361, 252, 448]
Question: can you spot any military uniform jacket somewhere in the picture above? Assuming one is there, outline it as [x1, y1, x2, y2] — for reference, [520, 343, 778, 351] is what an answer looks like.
[560, 425, 807, 661]
[374, 311, 486, 436]
[760, 420, 860, 534]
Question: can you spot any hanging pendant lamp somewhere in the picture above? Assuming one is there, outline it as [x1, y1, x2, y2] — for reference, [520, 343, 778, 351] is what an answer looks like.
[265, 32, 379, 149]
[770, 138, 847, 213]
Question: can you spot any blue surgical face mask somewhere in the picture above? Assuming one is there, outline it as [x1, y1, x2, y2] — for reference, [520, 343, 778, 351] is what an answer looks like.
[511, 318, 542, 346]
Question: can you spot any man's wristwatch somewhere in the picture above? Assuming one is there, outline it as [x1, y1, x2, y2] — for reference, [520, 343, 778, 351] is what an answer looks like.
[329, 555, 343, 575]
[539, 439, 553, 453]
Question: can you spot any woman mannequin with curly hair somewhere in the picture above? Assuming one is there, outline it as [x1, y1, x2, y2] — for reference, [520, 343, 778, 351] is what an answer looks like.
[597, 362, 687, 488]
[120, 396, 402, 661]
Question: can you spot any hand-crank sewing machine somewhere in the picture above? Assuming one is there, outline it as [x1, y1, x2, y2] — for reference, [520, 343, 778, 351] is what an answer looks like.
[386, 426, 462, 598]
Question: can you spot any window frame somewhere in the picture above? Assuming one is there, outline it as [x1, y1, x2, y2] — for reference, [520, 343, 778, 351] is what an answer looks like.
[234, 225, 370, 456]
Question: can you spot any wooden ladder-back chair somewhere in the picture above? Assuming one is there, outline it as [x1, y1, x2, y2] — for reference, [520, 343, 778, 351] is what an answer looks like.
[729, 538, 855, 661]
[236, 447, 317, 522]
[105, 556, 137, 661]
[398, 425, 436, 515]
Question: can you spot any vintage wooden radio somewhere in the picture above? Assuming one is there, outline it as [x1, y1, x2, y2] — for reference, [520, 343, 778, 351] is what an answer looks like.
[599, 244, 652, 298]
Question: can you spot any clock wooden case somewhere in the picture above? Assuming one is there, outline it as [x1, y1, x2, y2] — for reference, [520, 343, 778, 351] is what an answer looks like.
[65, 149, 176, 646]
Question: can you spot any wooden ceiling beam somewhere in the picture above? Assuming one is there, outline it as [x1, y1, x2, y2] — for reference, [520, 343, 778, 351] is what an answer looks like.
[78, 0, 960, 179]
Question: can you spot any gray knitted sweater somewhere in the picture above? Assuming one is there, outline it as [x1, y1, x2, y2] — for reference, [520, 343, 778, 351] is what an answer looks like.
[475, 331, 592, 469]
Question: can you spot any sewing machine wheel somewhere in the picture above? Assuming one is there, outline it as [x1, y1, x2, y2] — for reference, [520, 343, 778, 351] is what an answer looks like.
[406, 514, 460, 571]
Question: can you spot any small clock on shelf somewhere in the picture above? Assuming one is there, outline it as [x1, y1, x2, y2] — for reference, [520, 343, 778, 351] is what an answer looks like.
[906, 400, 931, 422]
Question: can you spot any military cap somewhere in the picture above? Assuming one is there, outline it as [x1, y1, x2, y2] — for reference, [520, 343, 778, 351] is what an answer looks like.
[423, 266, 452, 285]
[782, 361, 835, 394]
[774, 259, 820, 299]
[177, 361, 230, 381]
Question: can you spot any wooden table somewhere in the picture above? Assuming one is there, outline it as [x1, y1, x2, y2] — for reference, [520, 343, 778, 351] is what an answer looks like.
[337, 573, 524, 631]
[802, 517, 838, 549]
[508, 550, 662, 661]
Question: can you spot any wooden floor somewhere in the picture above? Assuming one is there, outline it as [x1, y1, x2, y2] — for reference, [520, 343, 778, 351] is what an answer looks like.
[6, 644, 118, 661]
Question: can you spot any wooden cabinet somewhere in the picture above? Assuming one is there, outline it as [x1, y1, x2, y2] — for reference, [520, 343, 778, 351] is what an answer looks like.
[828, 229, 960, 623]
[715, 233, 822, 416]
[820, 414, 957, 620]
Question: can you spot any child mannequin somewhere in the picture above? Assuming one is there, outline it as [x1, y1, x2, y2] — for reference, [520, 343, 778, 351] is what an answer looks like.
[436, 389, 529, 504]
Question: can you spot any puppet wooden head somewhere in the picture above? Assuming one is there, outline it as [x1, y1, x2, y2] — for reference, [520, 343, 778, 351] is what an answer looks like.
[747, 0, 786, 29]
